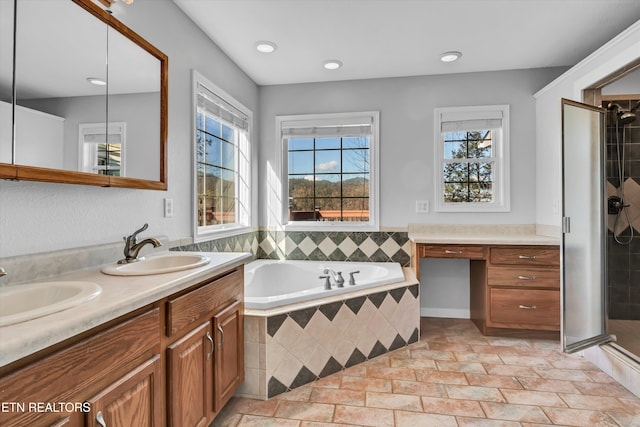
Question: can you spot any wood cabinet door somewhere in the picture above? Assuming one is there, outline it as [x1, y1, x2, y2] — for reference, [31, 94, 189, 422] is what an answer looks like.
[213, 300, 244, 411]
[167, 322, 213, 427]
[84, 355, 162, 427]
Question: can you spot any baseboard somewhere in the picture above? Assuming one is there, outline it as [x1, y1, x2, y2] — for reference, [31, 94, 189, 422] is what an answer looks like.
[420, 307, 469, 319]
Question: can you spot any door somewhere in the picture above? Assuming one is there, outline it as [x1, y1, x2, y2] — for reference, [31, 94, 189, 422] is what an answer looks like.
[167, 322, 214, 427]
[85, 355, 162, 427]
[561, 99, 611, 352]
[213, 300, 244, 411]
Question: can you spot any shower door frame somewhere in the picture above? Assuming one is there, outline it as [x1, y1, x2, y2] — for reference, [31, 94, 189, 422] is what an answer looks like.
[561, 98, 613, 353]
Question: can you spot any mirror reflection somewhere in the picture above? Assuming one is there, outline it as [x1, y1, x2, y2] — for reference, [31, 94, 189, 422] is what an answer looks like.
[0, 0, 164, 184]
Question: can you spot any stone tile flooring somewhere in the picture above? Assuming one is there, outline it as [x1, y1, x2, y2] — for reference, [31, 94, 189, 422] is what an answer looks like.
[212, 318, 640, 427]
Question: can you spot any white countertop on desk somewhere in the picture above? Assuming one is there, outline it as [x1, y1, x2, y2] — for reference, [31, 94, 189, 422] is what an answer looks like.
[408, 224, 560, 246]
[0, 251, 252, 367]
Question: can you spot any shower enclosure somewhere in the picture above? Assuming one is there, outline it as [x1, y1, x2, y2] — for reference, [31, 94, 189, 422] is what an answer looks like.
[605, 97, 640, 359]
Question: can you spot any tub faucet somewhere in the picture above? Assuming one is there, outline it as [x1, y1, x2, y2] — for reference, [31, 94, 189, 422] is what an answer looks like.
[323, 268, 344, 288]
[118, 223, 162, 264]
[0, 267, 6, 279]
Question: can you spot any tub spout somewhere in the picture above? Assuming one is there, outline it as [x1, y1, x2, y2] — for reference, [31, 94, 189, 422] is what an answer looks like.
[319, 275, 332, 290]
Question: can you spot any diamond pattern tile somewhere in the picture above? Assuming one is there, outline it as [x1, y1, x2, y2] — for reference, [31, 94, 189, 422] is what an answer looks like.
[251, 285, 420, 399]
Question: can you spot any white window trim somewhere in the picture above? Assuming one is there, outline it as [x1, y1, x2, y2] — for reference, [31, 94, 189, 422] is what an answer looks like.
[278, 111, 380, 232]
[192, 70, 252, 242]
[433, 105, 510, 212]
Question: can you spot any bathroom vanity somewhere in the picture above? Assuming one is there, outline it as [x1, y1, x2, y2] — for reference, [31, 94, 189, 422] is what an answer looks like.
[0, 252, 250, 427]
[409, 224, 561, 339]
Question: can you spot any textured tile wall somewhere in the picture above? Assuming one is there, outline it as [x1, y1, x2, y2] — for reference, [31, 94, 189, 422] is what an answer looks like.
[606, 99, 640, 320]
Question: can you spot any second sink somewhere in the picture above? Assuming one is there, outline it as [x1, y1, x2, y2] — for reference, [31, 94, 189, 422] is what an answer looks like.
[101, 253, 210, 276]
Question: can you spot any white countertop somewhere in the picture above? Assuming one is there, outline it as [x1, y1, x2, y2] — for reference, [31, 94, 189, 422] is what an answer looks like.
[0, 251, 252, 367]
[408, 224, 560, 246]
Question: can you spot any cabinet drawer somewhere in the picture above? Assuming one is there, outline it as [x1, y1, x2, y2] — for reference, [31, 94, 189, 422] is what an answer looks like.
[0, 308, 160, 427]
[419, 244, 485, 259]
[167, 268, 242, 337]
[489, 246, 559, 266]
[487, 266, 559, 288]
[489, 288, 559, 329]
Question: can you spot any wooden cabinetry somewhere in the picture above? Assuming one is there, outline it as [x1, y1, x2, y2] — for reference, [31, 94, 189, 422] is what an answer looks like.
[165, 268, 244, 427]
[412, 242, 560, 339]
[483, 246, 560, 337]
[0, 265, 245, 427]
[85, 355, 162, 427]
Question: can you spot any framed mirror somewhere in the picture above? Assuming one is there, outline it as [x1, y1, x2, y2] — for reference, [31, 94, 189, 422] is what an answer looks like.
[0, 0, 168, 190]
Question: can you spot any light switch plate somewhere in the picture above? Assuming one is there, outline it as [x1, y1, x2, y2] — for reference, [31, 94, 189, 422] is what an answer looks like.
[415, 200, 429, 213]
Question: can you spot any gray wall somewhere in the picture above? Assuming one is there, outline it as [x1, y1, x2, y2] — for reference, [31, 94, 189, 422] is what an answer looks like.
[0, 0, 259, 258]
[258, 68, 565, 317]
[259, 68, 566, 229]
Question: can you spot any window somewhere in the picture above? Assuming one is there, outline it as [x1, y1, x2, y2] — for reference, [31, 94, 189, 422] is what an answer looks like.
[79, 122, 125, 176]
[278, 111, 379, 230]
[434, 105, 510, 212]
[193, 71, 251, 240]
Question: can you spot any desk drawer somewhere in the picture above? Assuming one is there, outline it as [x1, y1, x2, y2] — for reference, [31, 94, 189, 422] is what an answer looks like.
[489, 288, 559, 329]
[419, 244, 485, 259]
[489, 246, 559, 267]
[487, 266, 559, 289]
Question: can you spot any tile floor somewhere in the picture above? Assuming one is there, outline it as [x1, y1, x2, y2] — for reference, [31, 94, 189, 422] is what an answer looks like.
[212, 318, 640, 427]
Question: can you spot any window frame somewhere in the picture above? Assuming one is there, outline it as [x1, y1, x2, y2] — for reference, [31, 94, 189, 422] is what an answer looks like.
[433, 105, 510, 212]
[78, 122, 126, 176]
[278, 111, 380, 231]
[192, 70, 252, 242]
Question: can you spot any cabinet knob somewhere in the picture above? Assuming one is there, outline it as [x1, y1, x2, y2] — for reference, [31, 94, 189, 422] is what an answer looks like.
[517, 275, 536, 281]
[518, 304, 537, 310]
[96, 411, 107, 427]
[518, 255, 537, 260]
[206, 331, 214, 361]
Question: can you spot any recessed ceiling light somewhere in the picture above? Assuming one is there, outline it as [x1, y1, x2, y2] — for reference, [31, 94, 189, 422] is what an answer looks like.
[323, 60, 343, 70]
[440, 51, 462, 63]
[86, 77, 106, 86]
[255, 41, 277, 53]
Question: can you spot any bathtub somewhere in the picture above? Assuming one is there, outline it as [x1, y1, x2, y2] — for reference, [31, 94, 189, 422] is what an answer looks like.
[244, 259, 406, 309]
[238, 259, 420, 400]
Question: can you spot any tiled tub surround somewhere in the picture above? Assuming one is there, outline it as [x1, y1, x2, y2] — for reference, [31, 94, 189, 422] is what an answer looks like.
[237, 268, 420, 400]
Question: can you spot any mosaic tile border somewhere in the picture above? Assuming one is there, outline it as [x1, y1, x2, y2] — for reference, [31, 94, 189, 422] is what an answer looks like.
[257, 230, 411, 266]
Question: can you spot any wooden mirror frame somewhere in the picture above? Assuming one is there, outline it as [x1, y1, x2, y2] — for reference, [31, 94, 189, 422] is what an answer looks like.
[0, 0, 168, 190]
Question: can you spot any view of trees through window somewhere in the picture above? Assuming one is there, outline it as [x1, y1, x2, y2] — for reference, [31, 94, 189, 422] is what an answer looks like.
[443, 130, 493, 203]
[196, 112, 237, 226]
[288, 136, 370, 222]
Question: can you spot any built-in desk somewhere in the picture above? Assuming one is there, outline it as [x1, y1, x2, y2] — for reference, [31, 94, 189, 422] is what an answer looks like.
[409, 224, 561, 339]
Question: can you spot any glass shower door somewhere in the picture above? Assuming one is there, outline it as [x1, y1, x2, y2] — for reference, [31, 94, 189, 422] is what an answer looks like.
[561, 99, 611, 353]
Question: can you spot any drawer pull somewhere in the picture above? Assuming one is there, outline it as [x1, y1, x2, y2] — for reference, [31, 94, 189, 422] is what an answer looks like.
[96, 411, 107, 427]
[518, 255, 537, 260]
[518, 304, 537, 310]
[206, 331, 214, 360]
[445, 250, 463, 254]
[217, 323, 225, 350]
[517, 275, 537, 281]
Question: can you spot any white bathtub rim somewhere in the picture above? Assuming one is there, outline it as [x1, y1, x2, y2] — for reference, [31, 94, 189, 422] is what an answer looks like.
[244, 267, 418, 318]
[244, 259, 406, 310]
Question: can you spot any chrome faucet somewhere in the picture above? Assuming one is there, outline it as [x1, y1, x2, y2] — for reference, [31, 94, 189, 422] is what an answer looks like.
[323, 268, 345, 288]
[118, 223, 162, 264]
[348, 270, 360, 286]
[0, 267, 6, 278]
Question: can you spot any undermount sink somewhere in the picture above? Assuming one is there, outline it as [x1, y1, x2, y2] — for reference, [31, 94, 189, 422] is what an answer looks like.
[0, 281, 102, 327]
[101, 253, 211, 276]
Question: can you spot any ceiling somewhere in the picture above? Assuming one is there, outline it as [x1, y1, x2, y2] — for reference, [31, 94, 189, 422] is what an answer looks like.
[173, 0, 640, 86]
